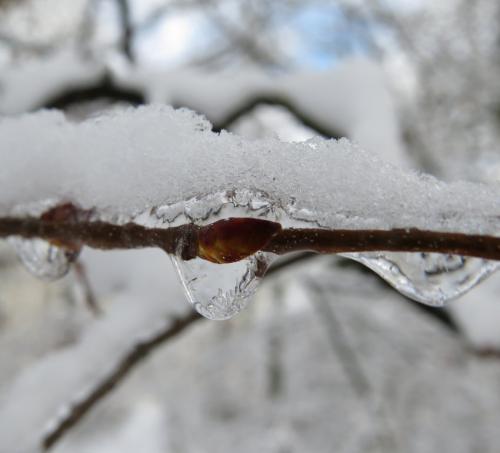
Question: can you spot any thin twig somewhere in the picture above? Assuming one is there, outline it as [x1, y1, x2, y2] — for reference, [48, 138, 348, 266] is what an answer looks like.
[115, 0, 135, 63]
[1, 215, 500, 261]
[38, 76, 344, 139]
[42, 75, 145, 110]
[210, 94, 344, 138]
[74, 261, 101, 317]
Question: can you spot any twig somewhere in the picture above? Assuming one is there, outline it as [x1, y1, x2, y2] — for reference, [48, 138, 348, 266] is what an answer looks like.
[1, 215, 500, 261]
[42, 74, 145, 111]
[42, 310, 202, 450]
[115, 0, 135, 63]
[209, 94, 343, 138]
[74, 261, 101, 317]
[38, 76, 344, 139]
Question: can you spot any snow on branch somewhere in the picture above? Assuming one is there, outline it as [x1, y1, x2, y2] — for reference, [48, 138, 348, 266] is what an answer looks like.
[0, 105, 498, 233]
[1, 104, 499, 319]
[1, 57, 403, 163]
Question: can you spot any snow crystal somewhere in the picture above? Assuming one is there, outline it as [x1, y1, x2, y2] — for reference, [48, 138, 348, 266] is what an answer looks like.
[0, 104, 499, 235]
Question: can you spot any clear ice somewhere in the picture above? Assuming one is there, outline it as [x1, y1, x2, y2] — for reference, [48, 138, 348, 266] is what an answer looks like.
[343, 252, 500, 306]
[9, 237, 77, 281]
[172, 252, 273, 320]
[139, 189, 280, 320]
[7, 190, 500, 318]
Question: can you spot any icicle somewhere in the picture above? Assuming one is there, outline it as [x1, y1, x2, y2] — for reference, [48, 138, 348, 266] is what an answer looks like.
[343, 251, 500, 306]
[9, 237, 79, 281]
[172, 251, 274, 320]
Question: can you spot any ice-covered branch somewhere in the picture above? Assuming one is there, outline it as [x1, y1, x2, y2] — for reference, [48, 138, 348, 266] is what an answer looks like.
[2, 105, 500, 319]
[1, 214, 500, 261]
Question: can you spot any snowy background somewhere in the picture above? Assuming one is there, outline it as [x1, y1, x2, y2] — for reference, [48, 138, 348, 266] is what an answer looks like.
[1, 0, 500, 452]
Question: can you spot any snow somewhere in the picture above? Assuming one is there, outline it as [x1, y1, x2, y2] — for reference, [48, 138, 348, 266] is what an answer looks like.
[0, 49, 105, 113]
[115, 57, 406, 165]
[1, 2, 500, 452]
[53, 400, 168, 453]
[0, 105, 499, 236]
[0, 54, 405, 165]
[0, 248, 187, 453]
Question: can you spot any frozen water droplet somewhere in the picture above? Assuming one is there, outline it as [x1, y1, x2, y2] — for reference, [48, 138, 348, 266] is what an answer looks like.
[172, 252, 273, 320]
[9, 238, 78, 281]
[132, 190, 280, 319]
[343, 251, 500, 306]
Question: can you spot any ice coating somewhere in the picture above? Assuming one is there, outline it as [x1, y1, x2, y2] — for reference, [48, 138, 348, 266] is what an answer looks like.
[0, 105, 499, 236]
[136, 189, 280, 320]
[172, 252, 274, 320]
[2, 106, 500, 317]
[343, 252, 500, 306]
[8, 237, 76, 280]
[5, 199, 80, 280]
[3, 188, 500, 317]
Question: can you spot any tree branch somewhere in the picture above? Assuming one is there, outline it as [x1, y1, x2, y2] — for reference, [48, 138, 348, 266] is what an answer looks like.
[42, 310, 202, 450]
[115, 0, 135, 63]
[42, 75, 145, 111]
[36, 77, 343, 139]
[1, 214, 499, 261]
[209, 94, 344, 138]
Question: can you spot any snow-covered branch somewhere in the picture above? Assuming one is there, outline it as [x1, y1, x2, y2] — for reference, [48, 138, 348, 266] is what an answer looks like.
[41, 310, 201, 450]
[1, 105, 500, 320]
[2, 213, 500, 261]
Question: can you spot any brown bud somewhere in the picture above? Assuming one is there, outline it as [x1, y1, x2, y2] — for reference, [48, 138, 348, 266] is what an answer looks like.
[41, 202, 83, 253]
[198, 218, 282, 264]
[41, 202, 81, 223]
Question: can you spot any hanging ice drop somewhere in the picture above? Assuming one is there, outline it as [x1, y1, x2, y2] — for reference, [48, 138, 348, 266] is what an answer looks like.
[9, 237, 79, 281]
[343, 251, 500, 305]
[172, 251, 274, 320]
[7, 201, 83, 281]
[173, 217, 281, 320]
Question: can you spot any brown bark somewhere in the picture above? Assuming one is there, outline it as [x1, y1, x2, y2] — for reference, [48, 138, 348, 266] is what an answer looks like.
[1, 215, 499, 261]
